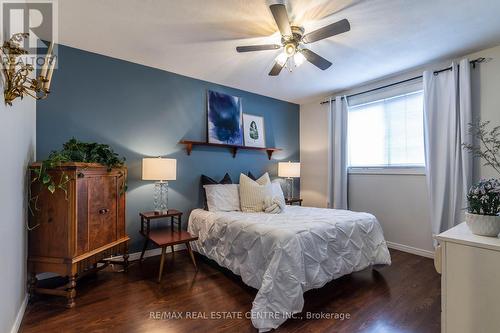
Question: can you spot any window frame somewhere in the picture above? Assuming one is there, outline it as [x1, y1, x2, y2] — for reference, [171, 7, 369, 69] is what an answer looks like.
[346, 88, 426, 174]
[348, 166, 426, 176]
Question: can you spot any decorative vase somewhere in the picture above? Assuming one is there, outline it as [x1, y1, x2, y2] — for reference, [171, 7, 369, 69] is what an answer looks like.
[465, 212, 500, 237]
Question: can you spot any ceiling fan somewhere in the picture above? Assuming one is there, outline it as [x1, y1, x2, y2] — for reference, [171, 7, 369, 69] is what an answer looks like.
[236, 3, 350, 76]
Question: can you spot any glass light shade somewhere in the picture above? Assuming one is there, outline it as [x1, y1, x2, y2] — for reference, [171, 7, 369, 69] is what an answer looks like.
[284, 43, 296, 57]
[275, 53, 288, 66]
[294, 52, 306, 67]
[142, 157, 177, 181]
[278, 162, 300, 178]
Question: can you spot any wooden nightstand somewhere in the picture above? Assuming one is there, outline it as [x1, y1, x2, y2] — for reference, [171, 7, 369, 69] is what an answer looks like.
[139, 209, 198, 282]
[285, 198, 303, 206]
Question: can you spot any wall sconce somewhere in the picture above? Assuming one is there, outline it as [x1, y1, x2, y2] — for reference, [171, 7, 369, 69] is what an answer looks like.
[0, 33, 56, 106]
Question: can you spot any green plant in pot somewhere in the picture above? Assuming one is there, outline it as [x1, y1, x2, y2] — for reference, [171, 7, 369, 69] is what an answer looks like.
[29, 138, 126, 218]
[463, 121, 500, 236]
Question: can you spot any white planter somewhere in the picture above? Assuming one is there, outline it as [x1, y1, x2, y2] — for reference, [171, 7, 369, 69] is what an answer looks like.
[465, 212, 500, 237]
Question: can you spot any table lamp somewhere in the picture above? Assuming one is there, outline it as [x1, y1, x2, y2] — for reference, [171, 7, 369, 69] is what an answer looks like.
[142, 157, 176, 214]
[278, 161, 300, 200]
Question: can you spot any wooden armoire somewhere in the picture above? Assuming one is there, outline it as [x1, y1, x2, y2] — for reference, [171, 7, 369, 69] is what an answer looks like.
[28, 162, 129, 308]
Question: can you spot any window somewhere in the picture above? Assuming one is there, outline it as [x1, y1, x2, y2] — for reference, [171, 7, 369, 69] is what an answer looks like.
[347, 90, 425, 168]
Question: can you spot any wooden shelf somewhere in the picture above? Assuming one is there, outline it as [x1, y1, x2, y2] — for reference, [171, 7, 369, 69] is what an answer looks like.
[179, 140, 281, 160]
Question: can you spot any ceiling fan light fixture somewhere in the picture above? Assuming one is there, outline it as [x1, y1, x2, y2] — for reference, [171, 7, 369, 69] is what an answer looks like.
[284, 43, 296, 57]
[294, 51, 306, 67]
[275, 53, 288, 66]
[237, 3, 350, 76]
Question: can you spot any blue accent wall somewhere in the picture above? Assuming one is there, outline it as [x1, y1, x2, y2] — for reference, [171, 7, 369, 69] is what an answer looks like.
[37, 44, 300, 251]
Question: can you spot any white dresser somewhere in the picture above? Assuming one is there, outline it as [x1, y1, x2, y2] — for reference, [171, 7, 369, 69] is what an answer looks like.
[435, 222, 500, 333]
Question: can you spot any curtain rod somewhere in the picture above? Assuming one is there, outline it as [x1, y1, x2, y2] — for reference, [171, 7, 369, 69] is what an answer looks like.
[319, 57, 487, 105]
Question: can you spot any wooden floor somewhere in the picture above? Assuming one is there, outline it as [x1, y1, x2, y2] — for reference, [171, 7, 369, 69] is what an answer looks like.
[20, 249, 440, 333]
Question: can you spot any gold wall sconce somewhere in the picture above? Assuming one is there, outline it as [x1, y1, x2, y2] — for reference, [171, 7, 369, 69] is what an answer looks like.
[1, 33, 56, 106]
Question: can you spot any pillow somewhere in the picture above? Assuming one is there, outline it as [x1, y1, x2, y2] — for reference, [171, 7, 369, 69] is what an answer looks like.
[263, 196, 286, 214]
[239, 173, 272, 212]
[247, 171, 257, 181]
[204, 184, 240, 212]
[271, 181, 286, 203]
[201, 173, 232, 185]
[201, 173, 233, 209]
[262, 182, 286, 214]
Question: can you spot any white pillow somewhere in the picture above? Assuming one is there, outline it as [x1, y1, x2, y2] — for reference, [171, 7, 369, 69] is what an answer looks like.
[203, 184, 241, 212]
[271, 181, 286, 203]
[239, 173, 272, 212]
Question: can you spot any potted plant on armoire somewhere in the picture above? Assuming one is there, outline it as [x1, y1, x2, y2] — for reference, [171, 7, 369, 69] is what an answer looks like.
[27, 138, 129, 308]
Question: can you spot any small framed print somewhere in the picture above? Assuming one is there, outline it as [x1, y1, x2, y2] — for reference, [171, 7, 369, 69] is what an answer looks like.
[243, 114, 266, 148]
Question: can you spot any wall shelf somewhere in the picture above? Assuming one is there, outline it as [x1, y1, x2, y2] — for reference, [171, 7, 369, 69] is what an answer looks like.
[179, 140, 281, 160]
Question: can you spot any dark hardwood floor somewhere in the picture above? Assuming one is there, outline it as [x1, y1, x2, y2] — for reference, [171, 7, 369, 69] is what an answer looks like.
[20, 249, 440, 333]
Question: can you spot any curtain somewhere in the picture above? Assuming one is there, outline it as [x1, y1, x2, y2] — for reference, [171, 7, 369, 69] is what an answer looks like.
[327, 96, 349, 209]
[423, 58, 472, 241]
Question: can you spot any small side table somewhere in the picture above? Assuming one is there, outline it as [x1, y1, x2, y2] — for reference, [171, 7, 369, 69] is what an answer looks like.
[285, 198, 303, 206]
[139, 209, 198, 282]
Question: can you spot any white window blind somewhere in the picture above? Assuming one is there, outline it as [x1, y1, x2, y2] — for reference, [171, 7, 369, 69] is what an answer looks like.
[347, 89, 425, 168]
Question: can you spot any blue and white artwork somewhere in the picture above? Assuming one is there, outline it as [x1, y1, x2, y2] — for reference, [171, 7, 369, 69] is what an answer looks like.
[207, 90, 243, 145]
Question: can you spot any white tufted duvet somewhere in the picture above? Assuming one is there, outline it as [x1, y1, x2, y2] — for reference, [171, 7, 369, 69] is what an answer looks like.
[187, 206, 391, 331]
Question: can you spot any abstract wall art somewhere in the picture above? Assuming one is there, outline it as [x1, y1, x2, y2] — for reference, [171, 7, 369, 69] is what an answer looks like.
[207, 90, 243, 145]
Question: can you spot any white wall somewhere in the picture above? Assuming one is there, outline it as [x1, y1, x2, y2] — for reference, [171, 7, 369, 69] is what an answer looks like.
[300, 101, 329, 208]
[0, 86, 36, 332]
[300, 43, 500, 255]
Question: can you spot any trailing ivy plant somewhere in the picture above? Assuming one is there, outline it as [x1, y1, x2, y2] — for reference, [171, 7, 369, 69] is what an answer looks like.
[29, 138, 126, 218]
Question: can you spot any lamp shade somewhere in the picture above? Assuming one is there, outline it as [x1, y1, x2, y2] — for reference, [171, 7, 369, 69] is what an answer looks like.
[142, 158, 176, 181]
[278, 162, 300, 178]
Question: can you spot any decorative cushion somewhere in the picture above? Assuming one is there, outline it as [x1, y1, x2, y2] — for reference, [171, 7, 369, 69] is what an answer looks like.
[201, 173, 233, 209]
[262, 182, 286, 214]
[204, 184, 240, 212]
[201, 173, 232, 186]
[239, 173, 272, 212]
[271, 181, 286, 203]
[247, 171, 257, 181]
[263, 196, 286, 214]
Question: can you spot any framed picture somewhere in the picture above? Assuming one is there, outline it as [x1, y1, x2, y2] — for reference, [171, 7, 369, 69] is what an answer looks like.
[243, 114, 266, 148]
[207, 90, 243, 145]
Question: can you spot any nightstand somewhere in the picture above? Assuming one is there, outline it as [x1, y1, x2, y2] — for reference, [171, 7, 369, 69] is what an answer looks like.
[139, 209, 198, 282]
[285, 198, 303, 206]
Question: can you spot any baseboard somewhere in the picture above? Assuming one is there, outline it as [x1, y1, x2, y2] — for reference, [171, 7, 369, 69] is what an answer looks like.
[386, 241, 435, 259]
[10, 294, 27, 333]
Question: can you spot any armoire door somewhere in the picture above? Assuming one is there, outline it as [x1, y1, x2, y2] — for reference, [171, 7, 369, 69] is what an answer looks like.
[88, 176, 118, 250]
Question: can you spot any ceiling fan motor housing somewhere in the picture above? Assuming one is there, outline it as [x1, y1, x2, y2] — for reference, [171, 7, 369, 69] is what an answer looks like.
[282, 26, 305, 45]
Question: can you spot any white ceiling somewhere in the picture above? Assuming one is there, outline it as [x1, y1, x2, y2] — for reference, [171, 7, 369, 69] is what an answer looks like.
[57, 0, 500, 104]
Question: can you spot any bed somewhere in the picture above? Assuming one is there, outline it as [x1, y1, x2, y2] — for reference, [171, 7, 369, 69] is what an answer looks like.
[187, 205, 391, 331]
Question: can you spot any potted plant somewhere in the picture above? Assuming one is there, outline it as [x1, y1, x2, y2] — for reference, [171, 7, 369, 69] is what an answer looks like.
[29, 138, 126, 224]
[463, 121, 500, 236]
[465, 179, 500, 236]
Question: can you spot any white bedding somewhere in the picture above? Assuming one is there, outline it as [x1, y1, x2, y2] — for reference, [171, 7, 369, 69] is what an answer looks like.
[187, 206, 391, 331]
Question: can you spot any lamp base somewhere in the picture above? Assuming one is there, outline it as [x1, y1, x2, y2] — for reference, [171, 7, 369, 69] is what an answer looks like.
[154, 181, 169, 213]
[285, 177, 295, 200]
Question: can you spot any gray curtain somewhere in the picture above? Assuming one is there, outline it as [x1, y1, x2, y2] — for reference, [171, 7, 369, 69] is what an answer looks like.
[327, 96, 349, 209]
[423, 58, 472, 241]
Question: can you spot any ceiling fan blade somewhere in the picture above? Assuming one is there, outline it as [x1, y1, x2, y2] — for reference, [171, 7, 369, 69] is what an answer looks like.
[236, 44, 281, 53]
[269, 4, 292, 37]
[301, 49, 332, 70]
[302, 18, 350, 43]
[268, 61, 284, 76]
